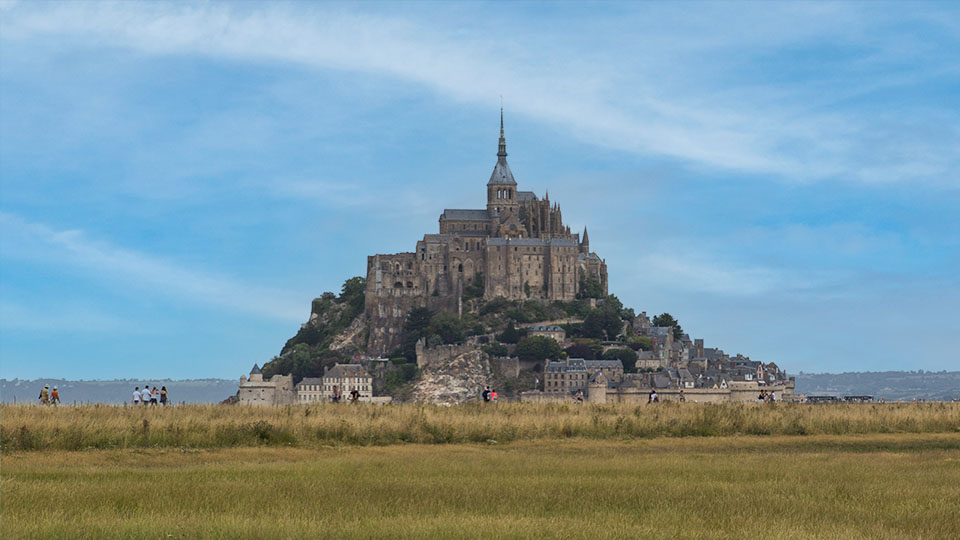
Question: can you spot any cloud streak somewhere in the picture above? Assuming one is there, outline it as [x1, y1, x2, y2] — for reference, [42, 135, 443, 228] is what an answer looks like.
[0, 212, 306, 323]
[2, 2, 957, 186]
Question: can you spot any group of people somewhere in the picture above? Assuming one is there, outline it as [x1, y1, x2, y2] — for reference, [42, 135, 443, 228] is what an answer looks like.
[329, 386, 362, 403]
[481, 386, 499, 402]
[132, 386, 168, 405]
[759, 390, 777, 403]
[37, 384, 61, 405]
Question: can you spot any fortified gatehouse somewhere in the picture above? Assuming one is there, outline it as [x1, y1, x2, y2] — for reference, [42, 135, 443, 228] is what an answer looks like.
[365, 112, 608, 354]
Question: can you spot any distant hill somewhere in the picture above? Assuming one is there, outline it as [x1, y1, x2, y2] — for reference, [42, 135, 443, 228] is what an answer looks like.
[1, 378, 238, 404]
[795, 371, 960, 401]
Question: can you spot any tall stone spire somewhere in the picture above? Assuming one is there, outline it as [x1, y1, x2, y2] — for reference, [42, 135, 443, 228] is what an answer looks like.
[581, 226, 590, 254]
[488, 107, 516, 186]
[498, 107, 507, 158]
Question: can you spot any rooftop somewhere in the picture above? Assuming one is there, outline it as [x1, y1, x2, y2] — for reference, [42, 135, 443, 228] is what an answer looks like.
[326, 363, 371, 379]
[441, 209, 490, 221]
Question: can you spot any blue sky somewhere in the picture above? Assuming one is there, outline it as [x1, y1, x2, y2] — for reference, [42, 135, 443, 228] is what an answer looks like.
[1, 1, 958, 379]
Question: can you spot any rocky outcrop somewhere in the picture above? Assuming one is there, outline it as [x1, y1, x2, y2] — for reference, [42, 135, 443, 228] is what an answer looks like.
[329, 316, 367, 353]
[412, 349, 492, 404]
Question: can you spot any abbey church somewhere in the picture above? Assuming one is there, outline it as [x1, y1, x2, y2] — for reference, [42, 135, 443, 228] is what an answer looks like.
[365, 112, 608, 353]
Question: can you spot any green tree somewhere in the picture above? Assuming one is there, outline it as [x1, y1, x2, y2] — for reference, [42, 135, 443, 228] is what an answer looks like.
[602, 347, 639, 373]
[629, 336, 653, 351]
[515, 336, 563, 363]
[576, 276, 605, 299]
[463, 272, 485, 300]
[482, 343, 509, 357]
[565, 342, 599, 360]
[401, 307, 435, 360]
[583, 309, 622, 340]
[498, 320, 521, 344]
[653, 312, 684, 340]
[338, 277, 366, 307]
[430, 311, 465, 344]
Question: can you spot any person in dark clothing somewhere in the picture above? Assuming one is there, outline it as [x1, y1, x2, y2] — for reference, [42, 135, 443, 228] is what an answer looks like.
[482, 386, 491, 402]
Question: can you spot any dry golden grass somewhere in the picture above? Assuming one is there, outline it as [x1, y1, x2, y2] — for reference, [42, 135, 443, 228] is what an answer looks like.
[3, 434, 959, 539]
[2, 402, 959, 451]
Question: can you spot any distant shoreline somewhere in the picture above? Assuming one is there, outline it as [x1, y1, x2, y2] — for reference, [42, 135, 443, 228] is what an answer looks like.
[3, 371, 959, 403]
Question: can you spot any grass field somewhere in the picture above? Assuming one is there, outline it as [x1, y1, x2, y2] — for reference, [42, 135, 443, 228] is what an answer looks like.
[3, 434, 959, 539]
[3, 402, 960, 451]
[3, 404, 959, 539]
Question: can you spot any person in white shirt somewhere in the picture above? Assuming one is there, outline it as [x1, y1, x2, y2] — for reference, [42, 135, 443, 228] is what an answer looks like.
[132, 387, 142, 405]
[141, 387, 151, 404]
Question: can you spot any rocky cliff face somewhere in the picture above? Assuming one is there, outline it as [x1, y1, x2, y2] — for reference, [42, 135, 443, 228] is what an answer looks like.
[329, 316, 367, 354]
[412, 349, 492, 404]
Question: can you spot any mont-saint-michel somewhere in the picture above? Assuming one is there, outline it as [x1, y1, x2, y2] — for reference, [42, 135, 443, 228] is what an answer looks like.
[6, 4, 959, 539]
[242, 113, 795, 406]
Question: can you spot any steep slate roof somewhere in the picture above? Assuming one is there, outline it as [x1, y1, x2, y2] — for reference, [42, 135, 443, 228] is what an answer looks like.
[296, 377, 323, 387]
[529, 325, 564, 332]
[653, 373, 673, 388]
[567, 359, 587, 372]
[516, 191, 537, 201]
[488, 109, 517, 186]
[325, 364, 371, 378]
[545, 361, 567, 373]
[250, 364, 261, 375]
[487, 238, 578, 247]
[441, 209, 490, 220]
[584, 359, 623, 370]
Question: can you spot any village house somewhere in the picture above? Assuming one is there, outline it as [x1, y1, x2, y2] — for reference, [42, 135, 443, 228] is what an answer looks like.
[238, 364, 295, 406]
[295, 377, 324, 403]
[322, 363, 374, 401]
[527, 325, 566, 344]
[544, 358, 624, 395]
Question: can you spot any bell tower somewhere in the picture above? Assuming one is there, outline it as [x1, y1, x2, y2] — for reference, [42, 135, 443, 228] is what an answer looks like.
[487, 108, 519, 215]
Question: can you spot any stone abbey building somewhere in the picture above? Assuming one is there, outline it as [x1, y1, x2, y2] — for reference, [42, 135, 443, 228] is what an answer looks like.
[365, 113, 607, 353]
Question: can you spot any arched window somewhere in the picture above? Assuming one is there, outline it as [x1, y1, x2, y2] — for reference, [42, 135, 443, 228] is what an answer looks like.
[395, 263, 401, 272]
[406, 281, 414, 288]
[458, 264, 463, 272]
[394, 282, 403, 289]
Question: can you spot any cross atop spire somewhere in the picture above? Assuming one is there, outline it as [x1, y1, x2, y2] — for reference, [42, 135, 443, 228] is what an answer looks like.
[498, 107, 507, 158]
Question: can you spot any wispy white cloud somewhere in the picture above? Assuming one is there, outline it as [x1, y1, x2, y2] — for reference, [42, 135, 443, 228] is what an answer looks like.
[632, 253, 821, 297]
[2, 2, 957, 186]
[0, 300, 143, 333]
[627, 248, 874, 300]
[0, 212, 306, 322]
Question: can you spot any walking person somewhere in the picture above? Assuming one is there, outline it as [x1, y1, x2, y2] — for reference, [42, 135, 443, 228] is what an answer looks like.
[679, 390, 686, 402]
[132, 387, 142, 406]
[39, 384, 50, 405]
[151, 386, 160, 405]
[331, 385, 341, 403]
[50, 386, 61, 406]
[141, 386, 151, 405]
[160, 386, 168, 406]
